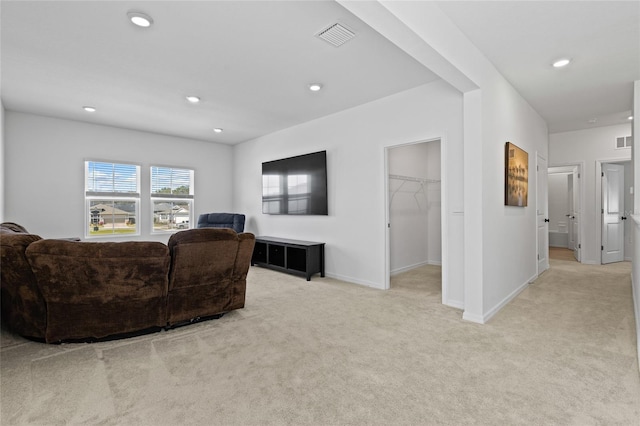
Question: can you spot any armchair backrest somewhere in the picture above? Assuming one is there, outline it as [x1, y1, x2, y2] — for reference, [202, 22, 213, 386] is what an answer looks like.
[196, 213, 245, 233]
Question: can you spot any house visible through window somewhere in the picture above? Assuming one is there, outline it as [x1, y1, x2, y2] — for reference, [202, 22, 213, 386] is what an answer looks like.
[85, 161, 140, 238]
[151, 166, 194, 232]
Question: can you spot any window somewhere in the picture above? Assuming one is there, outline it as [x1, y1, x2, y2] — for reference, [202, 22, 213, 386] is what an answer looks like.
[287, 174, 310, 214]
[262, 174, 312, 214]
[616, 136, 633, 149]
[262, 174, 282, 214]
[151, 166, 194, 232]
[85, 161, 140, 238]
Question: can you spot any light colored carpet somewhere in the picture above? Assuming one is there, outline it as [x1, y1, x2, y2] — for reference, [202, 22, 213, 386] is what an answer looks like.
[1, 260, 638, 425]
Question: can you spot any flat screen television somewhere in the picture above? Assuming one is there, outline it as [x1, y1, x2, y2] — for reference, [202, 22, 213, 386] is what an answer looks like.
[262, 150, 328, 215]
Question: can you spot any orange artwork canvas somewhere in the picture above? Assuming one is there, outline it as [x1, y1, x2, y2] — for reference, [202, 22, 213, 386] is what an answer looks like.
[505, 142, 528, 207]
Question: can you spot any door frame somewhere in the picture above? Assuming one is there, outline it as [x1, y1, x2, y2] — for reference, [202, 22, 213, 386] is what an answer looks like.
[547, 161, 587, 263]
[549, 161, 585, 264]
[383, 136, 449, 306]
[596, 158, 631, 264]
[536, 153, 549, 275]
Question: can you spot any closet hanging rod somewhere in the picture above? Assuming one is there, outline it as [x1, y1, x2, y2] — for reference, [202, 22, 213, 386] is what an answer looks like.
[389, 174, 440, 183]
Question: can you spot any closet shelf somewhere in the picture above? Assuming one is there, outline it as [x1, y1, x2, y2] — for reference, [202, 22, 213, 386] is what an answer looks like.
[389, 174, 440, 184]
[389, 174, 440, 208]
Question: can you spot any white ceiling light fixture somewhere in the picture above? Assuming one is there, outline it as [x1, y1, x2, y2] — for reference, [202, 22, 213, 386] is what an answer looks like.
[186, 96, 200, 103]
[213, 128, 223, 133]
[83, 106, 96, 112]
[309, 83, 323, 92]
[127, 10, 153, 28]
[552, 58, 571, 68]
[628, 115, 634, 120]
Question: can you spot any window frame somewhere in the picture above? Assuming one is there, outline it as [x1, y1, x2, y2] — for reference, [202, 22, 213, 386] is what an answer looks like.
[84, 160, 141, 239]
[150, 165, 195, 234]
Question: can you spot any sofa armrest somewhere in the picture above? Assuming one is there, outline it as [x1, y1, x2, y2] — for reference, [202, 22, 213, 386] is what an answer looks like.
[230, 233, 255, 310]
[0, 233, 46, 339]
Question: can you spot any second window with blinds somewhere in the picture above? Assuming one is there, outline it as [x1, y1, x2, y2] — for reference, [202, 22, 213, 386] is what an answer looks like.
[151, 166, 195, 233]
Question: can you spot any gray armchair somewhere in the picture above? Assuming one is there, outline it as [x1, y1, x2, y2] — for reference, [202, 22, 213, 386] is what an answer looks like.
[197, 213, 245, 233]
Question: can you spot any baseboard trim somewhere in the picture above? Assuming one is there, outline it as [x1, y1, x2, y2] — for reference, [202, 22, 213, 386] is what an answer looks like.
[485, 274, 533, 323]
[390, 261, 435, 276]
[464, 274, 534, 325]
[462, 311, 484, 324]
[324, 272, 383, 290]
[444, 299, 464, 310]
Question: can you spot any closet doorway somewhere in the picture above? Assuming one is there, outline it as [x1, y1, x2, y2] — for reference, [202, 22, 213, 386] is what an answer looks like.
[386, 139, 442, 299]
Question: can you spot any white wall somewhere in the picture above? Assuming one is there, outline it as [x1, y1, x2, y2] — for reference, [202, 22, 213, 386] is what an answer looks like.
[550, 124, 632, 263]
[339, 1, 549, 322]
[233, 80, 464, 300]
[624, 162, 634, 261]
[548, 173, 569, 234]
[1, 102, 5, 222]
[4, 111, 233, 242]
[477, 81, 549, 320]
[388, 140, 441, 274]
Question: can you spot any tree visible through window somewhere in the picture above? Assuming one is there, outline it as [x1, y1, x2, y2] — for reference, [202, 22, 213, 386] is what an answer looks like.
[85, 161, 140, 237]
[151, 166, 194, 232]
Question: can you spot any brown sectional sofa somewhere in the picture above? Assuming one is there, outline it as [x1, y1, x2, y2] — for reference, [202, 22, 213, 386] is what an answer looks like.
[0, 223, 255, 343]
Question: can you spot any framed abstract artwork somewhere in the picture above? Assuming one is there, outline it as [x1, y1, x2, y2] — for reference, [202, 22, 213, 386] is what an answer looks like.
[505, 142, 528, 207]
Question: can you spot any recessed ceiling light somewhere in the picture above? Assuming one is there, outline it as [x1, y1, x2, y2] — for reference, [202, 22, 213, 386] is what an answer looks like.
[309, 83, 323, 92]
[552, 58, 571, 68]
[186, 96, 200, 103]
[83, 106, 96, 112]
[127, 11, 153, 28]
[213, 128, 223, 133]
[628, 115, 634, 120]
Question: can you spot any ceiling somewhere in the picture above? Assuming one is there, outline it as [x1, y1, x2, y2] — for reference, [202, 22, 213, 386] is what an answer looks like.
[436, 1, 639, 133]
[1, 1, 638, 144]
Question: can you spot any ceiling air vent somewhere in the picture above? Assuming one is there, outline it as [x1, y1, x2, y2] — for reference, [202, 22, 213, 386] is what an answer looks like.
[316, 23, 355, 47]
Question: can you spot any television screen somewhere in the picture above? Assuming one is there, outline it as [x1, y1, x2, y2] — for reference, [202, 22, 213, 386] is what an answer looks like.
[262, 151, 328, 215]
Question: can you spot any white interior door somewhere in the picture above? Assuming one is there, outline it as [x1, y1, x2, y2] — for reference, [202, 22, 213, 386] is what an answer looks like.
[568, 174, 575, 250]
[536, 154, 549, 274]
[571, 166, 581, 261]
[602, 163, 624, 264]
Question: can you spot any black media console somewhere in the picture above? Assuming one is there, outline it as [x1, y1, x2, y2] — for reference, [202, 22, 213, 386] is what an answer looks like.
[251, 236, 325, 281]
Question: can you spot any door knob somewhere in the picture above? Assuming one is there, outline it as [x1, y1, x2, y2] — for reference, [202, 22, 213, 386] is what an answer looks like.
[621, 216, 627, 220]
[544, 218, 549, 222]
[571, 216, 575, 219]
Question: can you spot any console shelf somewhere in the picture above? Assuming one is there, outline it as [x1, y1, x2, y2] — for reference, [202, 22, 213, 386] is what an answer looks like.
[251, 236, 325, 281]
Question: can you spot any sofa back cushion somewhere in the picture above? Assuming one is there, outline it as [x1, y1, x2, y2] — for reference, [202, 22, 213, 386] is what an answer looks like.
[0, 222, 29, 234]
[166, 228, 240, 324]
[26, 239, 170, 342]
[167, 228, 239, 290]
